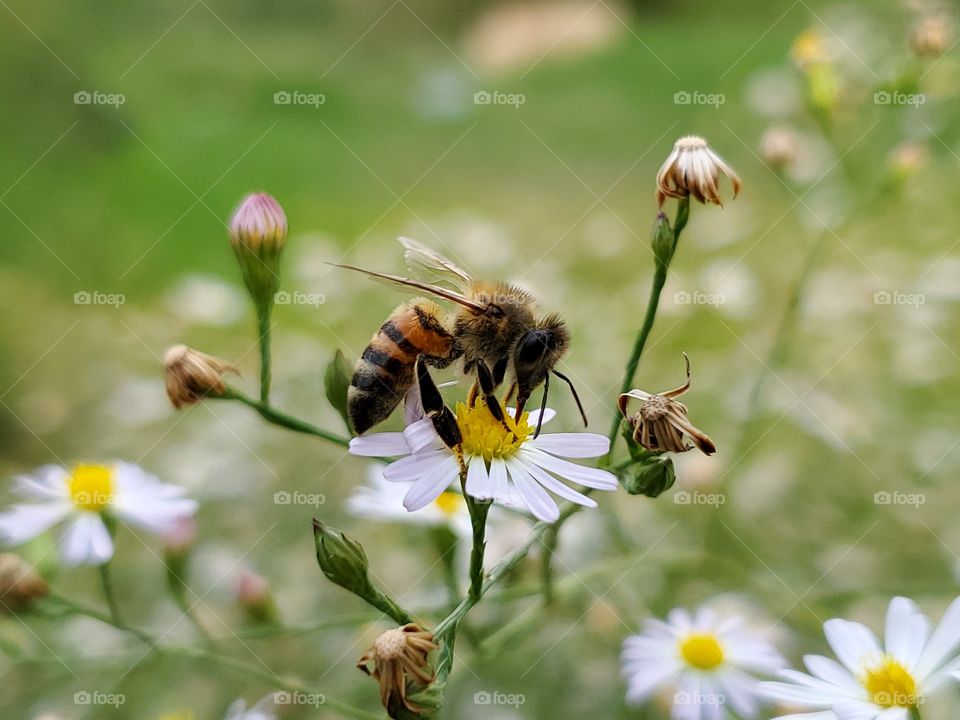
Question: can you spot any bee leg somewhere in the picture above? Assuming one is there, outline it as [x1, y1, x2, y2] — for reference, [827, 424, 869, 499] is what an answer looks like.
[416, 356, 466, 476]
[476, 359, 516, 436]
[502, 382, 517, 406]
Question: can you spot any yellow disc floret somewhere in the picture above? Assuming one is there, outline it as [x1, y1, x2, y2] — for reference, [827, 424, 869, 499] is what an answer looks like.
[679, 633, 725, 670]
[455, 401, 531, 461]
[862, 655, 919, 708]
[68, 464, 115, 512]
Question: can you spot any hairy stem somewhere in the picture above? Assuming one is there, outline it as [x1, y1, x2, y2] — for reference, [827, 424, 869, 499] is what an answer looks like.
[98, 561, 122, 626]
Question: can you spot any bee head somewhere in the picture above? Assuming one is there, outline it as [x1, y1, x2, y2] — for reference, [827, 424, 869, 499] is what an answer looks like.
[513, 315, 569, 406]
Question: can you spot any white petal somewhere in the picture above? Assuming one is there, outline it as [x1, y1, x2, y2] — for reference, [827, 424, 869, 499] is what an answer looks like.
[529, 432, 610, 458]
[403, 418, 443, 454]
[758, 679, 839, 707]
[0, 502, 71, 545]
[803, 655, 860, 692]
[402, 455, 458, 512]
[465, 456, 491, 499]
[13, 465, 69, 500]
[669, 608, 694, 631]
[487, 458, 510, 501]
[719, 670, 759, 718]
[509, 407, 555, 426]
[885, 596, 924, 666]
[833, 698, 887, 720]
[60, 514, 114, 566]
[521, 448, 618, 490]
[875, 709, 908, 720]
[671, 672, 702, 720]
[115, 497, 198, 534]
[824, 619, 882, 673]
[383, 450, 449, 483]
[769, 714, 837, 720]
[623, 660, 680, 704]
[915, 595, 960, 679]
[349, 432, 410, 457]
[514, 456, 597, 508]
[507, 462, 559, 522]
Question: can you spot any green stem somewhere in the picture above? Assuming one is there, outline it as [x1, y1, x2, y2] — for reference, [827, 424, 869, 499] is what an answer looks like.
[364, 585, 413, 626]
[606, 198, 689, 447]
[466, 498, 490, 602]
[540, 525, 558, 605]
[219, 387, 350, 447]
[98, 561, 122, 626]
[257, 301, 273, 404]
[908, 706, 922, 720]
[43, 595, 154, 645]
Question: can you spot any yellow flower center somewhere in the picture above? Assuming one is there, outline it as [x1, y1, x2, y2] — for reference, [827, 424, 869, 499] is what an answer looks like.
[433, 491, 462, 517]
[862, 655, 919, 708]
[68, 464, 115, 511]
[455, 401, 531, 461]
[679, 633, 725, 670]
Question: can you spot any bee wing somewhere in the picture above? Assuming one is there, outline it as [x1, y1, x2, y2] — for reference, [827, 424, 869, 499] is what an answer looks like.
[398, 236, 473, 291]
[328, 263, 486, 312]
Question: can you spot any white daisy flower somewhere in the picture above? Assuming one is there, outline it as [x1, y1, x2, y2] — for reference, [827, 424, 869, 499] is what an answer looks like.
[0, 462, 198, 566]
[762, 595, 960, 720]
[349, 401, 617, 523]
[621, 604, 786, 720]
[347, 464, 473, 539]
[223, 693, 278, 720]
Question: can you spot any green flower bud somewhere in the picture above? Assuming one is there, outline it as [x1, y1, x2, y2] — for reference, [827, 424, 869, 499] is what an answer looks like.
[229, 192, 288, 307]
[620, 455, 676, 498]
[313, 520, 372, 597]
[651, 211, 674, 270]
[324, 349, 353, 433]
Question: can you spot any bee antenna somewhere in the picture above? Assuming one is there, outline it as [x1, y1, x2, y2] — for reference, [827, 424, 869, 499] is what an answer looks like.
[534, 372, 550, 439]
[552, 370, 588, 427]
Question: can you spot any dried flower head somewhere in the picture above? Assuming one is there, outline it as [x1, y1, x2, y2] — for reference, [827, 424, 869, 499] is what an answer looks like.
[619, 353, 716, 455]
[0, 553, 48, 613]
[911, 13, 952, 58]
[358, 624, 438, 718]
[655, 136, 741, 207]
[758, 126, 799, 172]
[164, 344, 236, 409]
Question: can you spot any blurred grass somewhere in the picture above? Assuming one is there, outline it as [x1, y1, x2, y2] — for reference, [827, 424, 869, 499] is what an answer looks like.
[2, 0, 960, 718]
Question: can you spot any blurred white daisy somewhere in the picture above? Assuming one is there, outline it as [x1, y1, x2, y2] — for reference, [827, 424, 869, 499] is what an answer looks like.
[223, 694, 277, 720]
[0, 462, 197, 566]
[621, 604, 786, 720]
[350, 402, 616, 523]
[347, 465, 472, 538]
[762, 595, 960, 720]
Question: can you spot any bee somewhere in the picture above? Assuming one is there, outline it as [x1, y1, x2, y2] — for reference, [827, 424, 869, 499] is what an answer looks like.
[332, 238, 587, 448]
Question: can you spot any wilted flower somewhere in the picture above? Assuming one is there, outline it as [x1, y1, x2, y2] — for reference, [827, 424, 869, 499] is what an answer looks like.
[656, 136, 741, 207]
[358, 624, 438, 718]
[911, 13, 952, 58]
[229, 192, 288, 306]
[350, 403, 617, 523]
[164, 344, 236, 409]
[622, 603, 786, 718]
[0, 462, 197, 566]
[759, 126, 799, 172]
[762, 595, 960, 719]
[619, 353, 716, 455]
[0, 553, 48, 613]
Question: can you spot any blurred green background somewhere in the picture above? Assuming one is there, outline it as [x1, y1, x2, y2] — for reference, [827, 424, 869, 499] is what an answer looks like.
[2, 0, 960, 717]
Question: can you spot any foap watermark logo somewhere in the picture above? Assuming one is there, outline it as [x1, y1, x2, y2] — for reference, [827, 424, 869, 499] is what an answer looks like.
[74, 290, 125, 308]
[674, 490, 726, 507]
[873, 290, 925, 308]
[275, 290, 325, 307]
[273, 90, 326, 108]
[674, 290, 725, 308]
[473, 690, 526, 707]
[74, 90, 125, 108]
[675, 691, 725, 707]
[874, 491, 926, 508]
[473, 90, 525, 108]
[274, 490, 326, 507]
[673, 90, 725, 107]
[273, 691, 326, 708]
[874, 90, 925, 107]
[74, 691, 125, 707]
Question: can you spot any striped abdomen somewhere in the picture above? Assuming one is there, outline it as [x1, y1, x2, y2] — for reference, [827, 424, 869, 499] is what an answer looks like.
[348, 299, 458, 434]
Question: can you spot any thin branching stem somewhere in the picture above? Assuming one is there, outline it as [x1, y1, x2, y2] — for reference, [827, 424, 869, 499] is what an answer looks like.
[218, 387, 351, 447]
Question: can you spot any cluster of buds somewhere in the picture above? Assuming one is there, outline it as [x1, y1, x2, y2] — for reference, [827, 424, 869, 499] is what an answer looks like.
[357, 624, 438, 718]
[619, 353, 716, 456]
